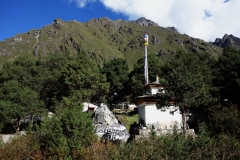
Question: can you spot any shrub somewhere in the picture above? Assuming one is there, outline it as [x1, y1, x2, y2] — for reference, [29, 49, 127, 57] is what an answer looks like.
[208, 105, 240, 138]
[0, 134, 41, 160]
[80, 140, 120, 160]
[37, 98, 95, 159]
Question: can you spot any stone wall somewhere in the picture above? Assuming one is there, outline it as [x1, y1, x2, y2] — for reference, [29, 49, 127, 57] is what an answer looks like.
[0, 131, 26, 144]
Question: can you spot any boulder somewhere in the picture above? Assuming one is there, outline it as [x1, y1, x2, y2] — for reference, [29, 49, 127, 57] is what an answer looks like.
[93, 104, 118, 125]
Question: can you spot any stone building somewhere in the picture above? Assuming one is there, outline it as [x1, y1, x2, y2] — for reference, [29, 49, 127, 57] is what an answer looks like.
[135, 77, 183, 131]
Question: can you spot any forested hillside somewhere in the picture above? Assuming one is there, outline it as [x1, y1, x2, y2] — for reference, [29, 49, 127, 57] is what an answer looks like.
[1, 17, 240, 159]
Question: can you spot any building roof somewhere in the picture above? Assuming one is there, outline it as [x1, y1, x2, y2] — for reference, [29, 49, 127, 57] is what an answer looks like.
[135, 94, 157, 106]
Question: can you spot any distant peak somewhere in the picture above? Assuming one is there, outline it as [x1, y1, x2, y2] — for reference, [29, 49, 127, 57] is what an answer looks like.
[133, 17, 158, 26]
[222, 34, 229, 41]
[212, 34, 240, 49]
[53, 18, 63, 23]
[137, 17, 148, 21]
[99, 17, 112, 21]
[167, 27, 179, 33]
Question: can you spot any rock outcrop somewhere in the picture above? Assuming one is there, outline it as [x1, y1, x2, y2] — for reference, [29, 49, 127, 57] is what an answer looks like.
[167, 27, 179, 33]
[133, 17, 158, 26]
[212, 34, 240, 49]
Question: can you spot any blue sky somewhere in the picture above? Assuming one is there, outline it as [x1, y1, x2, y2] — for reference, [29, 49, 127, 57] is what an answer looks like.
[1, 0, 239, 42]
[0, 0, 127, 41]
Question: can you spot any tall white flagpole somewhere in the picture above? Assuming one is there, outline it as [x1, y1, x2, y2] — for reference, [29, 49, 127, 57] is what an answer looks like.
[144, 34, 149, 86]
[144, 45, 149, 86]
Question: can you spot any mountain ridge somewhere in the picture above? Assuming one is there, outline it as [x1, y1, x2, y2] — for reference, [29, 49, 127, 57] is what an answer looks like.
[0, 17, 224, 69]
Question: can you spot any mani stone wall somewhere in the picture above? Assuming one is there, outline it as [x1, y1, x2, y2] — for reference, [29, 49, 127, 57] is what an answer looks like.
[92, 104, 130, 142]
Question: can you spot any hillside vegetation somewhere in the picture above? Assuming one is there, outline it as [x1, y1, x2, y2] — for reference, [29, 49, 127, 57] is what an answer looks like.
[1, 17, 240, 159]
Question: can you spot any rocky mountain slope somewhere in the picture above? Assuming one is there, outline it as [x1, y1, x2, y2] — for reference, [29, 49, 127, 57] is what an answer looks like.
[0, 17, 223, 69]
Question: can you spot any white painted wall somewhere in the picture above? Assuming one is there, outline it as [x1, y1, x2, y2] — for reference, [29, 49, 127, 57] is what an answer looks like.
[138, 103, 182, 129]
[146, 87, 165, 95]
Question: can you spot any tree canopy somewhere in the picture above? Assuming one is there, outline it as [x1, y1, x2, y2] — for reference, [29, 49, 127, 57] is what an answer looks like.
[102, 58, 129, 93]
[157, 50, 215, 111]
[0, 52, 109, 133]
[127, 54, 162, 96]
[0, 57, 45, 132]
[57, 53, 109, 103]
[215, 47, 240, 105]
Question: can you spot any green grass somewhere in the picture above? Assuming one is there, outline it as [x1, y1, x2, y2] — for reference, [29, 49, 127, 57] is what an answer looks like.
[122, 113, 139, 131]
